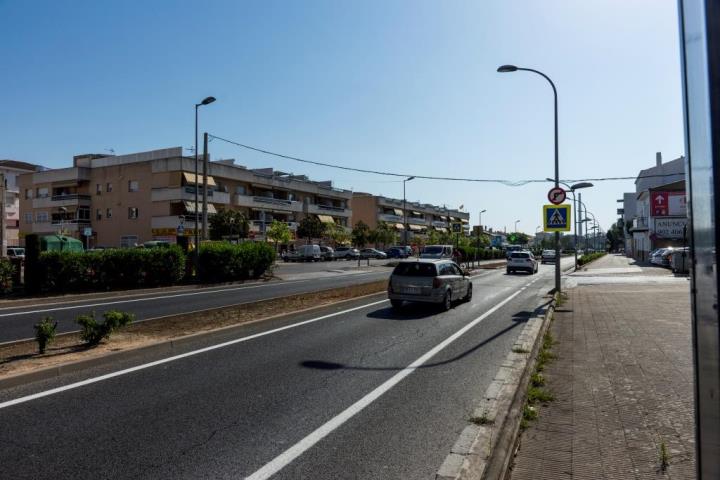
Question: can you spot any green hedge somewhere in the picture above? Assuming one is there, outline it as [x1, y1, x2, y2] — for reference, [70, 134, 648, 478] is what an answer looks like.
[197, 241, 275, 283]
[34, 246, 186, 292]
[0, 258, 14, 293]
[456, 246, 505, 261]
[578, 252, 606, 266]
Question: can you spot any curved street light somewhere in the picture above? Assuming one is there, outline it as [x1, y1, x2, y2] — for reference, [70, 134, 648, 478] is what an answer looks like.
[194, 96, 217, 259]
[500, 65, 561, 292]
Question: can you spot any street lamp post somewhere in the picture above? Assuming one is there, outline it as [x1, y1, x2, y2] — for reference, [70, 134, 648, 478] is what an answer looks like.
[402, 176, 415, 247]
[194, 96, 216, 266]
[514, 219, 520, 233]
[551, 178, 593, 270]
[498, 64, 561, 293]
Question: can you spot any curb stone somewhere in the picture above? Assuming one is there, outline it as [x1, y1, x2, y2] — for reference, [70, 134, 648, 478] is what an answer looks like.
[435, 293, 556, 480]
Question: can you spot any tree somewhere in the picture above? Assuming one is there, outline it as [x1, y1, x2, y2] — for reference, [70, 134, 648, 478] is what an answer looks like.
[209, 209, 249, 241]
[297, 216, 326, 244]
[371, 222, 397, 249]
[352, 221, 371, 248]
[266, 220, 292, 252]
[326, 222, 351, 246]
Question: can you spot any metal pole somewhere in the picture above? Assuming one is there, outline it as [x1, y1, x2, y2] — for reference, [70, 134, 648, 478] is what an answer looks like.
[194, 105, 200, 265]
[573, 192, 578, 269]
[578, 192, 583, 253]
[202, 132, 209, 240]
[552, 77, 560, 294]
[403, 180, 407, 247]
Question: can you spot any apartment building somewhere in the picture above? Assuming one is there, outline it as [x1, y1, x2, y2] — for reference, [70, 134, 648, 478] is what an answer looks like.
[351, 193, 470, 241]
[0, 160, 44, 249]
[18, 147, 352, 248]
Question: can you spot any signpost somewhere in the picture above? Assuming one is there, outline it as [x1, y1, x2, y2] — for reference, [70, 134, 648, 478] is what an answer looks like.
[543, 204, 571, 232]
[452, 222, 462, 249]
[547, 187, 566, 205]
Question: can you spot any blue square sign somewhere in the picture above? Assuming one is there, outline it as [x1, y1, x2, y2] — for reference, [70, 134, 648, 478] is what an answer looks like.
[543, 204, 571, 232]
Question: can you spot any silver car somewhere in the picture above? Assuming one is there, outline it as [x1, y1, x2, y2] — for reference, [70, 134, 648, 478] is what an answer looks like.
[507, 251, 538, 274]
[387, 259, 472, 311]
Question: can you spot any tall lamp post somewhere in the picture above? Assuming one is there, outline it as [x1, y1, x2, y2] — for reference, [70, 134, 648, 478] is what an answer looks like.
[194, 96, 216, 264]
[550, 178, 593, 269]
[514, 219, 520, 233]
[498, 64, 561, 293]
[402, 176, 415, 247]
[478, 209, 486, 249]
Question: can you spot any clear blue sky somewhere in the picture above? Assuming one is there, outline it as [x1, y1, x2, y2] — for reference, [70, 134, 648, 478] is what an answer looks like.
[1, 0, 684, 234]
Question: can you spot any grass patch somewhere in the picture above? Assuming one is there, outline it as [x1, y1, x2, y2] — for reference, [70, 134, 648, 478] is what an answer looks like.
[527, 386, 554, 404]
[530, 372, 545, 387]
[520, 405, 538, 430]
[512, 347, 530, 354]
[469, 412, 493, 425]
[659, 441, 670, 471]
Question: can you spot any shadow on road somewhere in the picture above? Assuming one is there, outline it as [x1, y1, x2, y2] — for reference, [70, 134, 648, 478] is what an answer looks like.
[300, 311, 533, 372]
[366, 303, 440, 321]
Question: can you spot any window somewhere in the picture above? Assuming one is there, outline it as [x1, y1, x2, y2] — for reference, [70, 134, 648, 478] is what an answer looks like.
[37, 187, 49, 198]
[96, 184, 102, 195]
[78, 207, 90, 221]
[120, 235, 139, 248]
[128, 180, 139, 192]
[128, 207, 139, 219]
[106, 208, 112, 219]
[106, 182, 113, 193]
[236, 185, 246, 195]
[24, 213, 33, 224]
[36, 212, 48, 223]
[392, 262, 437, 277]
[96, 209, 102, 220]
[24, 189, 32, 199]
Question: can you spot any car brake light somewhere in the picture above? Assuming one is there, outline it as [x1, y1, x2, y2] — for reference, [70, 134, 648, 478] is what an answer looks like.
[433, 277, 442, 288]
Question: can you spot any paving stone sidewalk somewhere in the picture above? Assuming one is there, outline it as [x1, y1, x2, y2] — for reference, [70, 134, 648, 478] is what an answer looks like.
[509, 261, 695, 479]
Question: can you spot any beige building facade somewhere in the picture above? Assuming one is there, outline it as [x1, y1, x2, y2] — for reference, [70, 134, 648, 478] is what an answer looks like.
[0, 160, 44, 250]
[18, 147, 352, 248]
[351, 193, 470, 240]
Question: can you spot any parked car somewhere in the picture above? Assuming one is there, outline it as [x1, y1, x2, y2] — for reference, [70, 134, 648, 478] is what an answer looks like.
[650, 248, 669, 265]
[6, 247, 25, 259]
[319, 246, 335, 261]
[360, 248, 387, 259]
[541, 249, 556, 264]
[334, 246, 360, 260]
[388, 259, 472, 311]
[283, 244, 322, 262]
[420, 245, 453, 259]
[385, 247, 409, 259]
[658, 248, 676, 268]
[507, 251, 538, 274]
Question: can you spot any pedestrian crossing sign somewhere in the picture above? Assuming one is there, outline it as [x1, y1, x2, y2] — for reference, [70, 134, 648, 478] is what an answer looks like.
[543, 204, 571, 232]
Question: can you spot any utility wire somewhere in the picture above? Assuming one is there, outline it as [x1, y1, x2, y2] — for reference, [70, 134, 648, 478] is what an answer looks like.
[209, 133, 684, 186]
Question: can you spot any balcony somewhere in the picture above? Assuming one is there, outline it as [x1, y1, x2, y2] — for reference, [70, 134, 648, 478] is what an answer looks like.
[379, 213, 403, 223]
[33, 194, 92, 209]
[307, 203, 351, 217]
[632, 217, 649, 231]
[234, 194, 303, 212]
[432, 220, 449, 228]
[406, 217, 427, 226]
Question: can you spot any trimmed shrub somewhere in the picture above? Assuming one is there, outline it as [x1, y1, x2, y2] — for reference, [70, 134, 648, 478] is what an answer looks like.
[197, 241, 275, 283]
[34, 316, 57, 354]
[77, 310, 134, 346]
[578, 252, 606, 266]
[0, 257, 15, 293]
[33, 246, 186, 293]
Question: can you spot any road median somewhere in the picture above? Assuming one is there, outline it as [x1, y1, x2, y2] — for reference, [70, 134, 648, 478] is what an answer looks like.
[0, 279, 387, 389]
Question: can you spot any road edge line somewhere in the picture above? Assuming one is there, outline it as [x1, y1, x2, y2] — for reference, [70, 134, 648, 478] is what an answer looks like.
[435, 283, 556, 480]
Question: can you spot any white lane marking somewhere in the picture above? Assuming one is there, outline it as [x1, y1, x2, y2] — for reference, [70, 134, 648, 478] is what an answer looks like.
[0, 272, 383, 318]
[244, 281, 532, 480]
[0, 299, 389, 410]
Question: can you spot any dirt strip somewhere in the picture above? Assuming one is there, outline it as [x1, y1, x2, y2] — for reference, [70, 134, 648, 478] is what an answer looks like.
[0, 280, 386, 380]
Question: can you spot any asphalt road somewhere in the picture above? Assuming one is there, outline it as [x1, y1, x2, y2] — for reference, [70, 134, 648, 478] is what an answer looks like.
[0, 267, 392, 344]
[0, 260, 571, 480]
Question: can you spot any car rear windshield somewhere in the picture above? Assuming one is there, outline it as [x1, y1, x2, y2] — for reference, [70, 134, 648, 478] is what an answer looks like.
[423, 246, 443, 254]
[393, 262, 437, 277]
[511, 252, 530, 259]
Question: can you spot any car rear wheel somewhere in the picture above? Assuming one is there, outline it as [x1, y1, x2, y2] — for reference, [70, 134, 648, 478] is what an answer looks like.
[442, 291, 452, 311]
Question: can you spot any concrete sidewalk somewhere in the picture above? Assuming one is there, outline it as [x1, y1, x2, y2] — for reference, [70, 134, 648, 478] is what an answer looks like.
[509, 255, 695, 479]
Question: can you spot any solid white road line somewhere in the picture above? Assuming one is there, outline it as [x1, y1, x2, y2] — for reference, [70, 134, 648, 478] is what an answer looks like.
[0, 298, 389, 410]
[0, 271, 382, 318]
[244, 278, 537, 480]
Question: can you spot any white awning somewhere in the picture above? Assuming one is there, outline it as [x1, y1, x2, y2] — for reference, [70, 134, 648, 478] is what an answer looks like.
[409, 224, 423, 231]
[412, 211, 422, 216]
[393, 208, 403, 216]
[316, 214, 336, 224]
[436, 227, 448, 233]
[184, 201, 217, 214]
[183, 172, 217, 187]
[394, 223, 404, 230]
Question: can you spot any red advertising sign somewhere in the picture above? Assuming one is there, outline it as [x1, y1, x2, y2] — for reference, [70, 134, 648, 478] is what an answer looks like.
[651, 191, 686, 217]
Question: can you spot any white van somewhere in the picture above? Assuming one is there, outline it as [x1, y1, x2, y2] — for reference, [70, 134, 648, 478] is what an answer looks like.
[420, 245, 454, 259]
[297, 244, 322, 262]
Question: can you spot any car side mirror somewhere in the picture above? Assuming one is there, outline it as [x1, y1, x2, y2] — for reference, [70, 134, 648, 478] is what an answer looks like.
[463, 269, 470, 276]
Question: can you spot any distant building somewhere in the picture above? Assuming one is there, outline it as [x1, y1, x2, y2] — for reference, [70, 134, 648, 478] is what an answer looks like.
[0, 160, 44, 250]
[623, 152, 687, 261]
[351, 193, 469, 244]
[18, 147, 351, 248]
